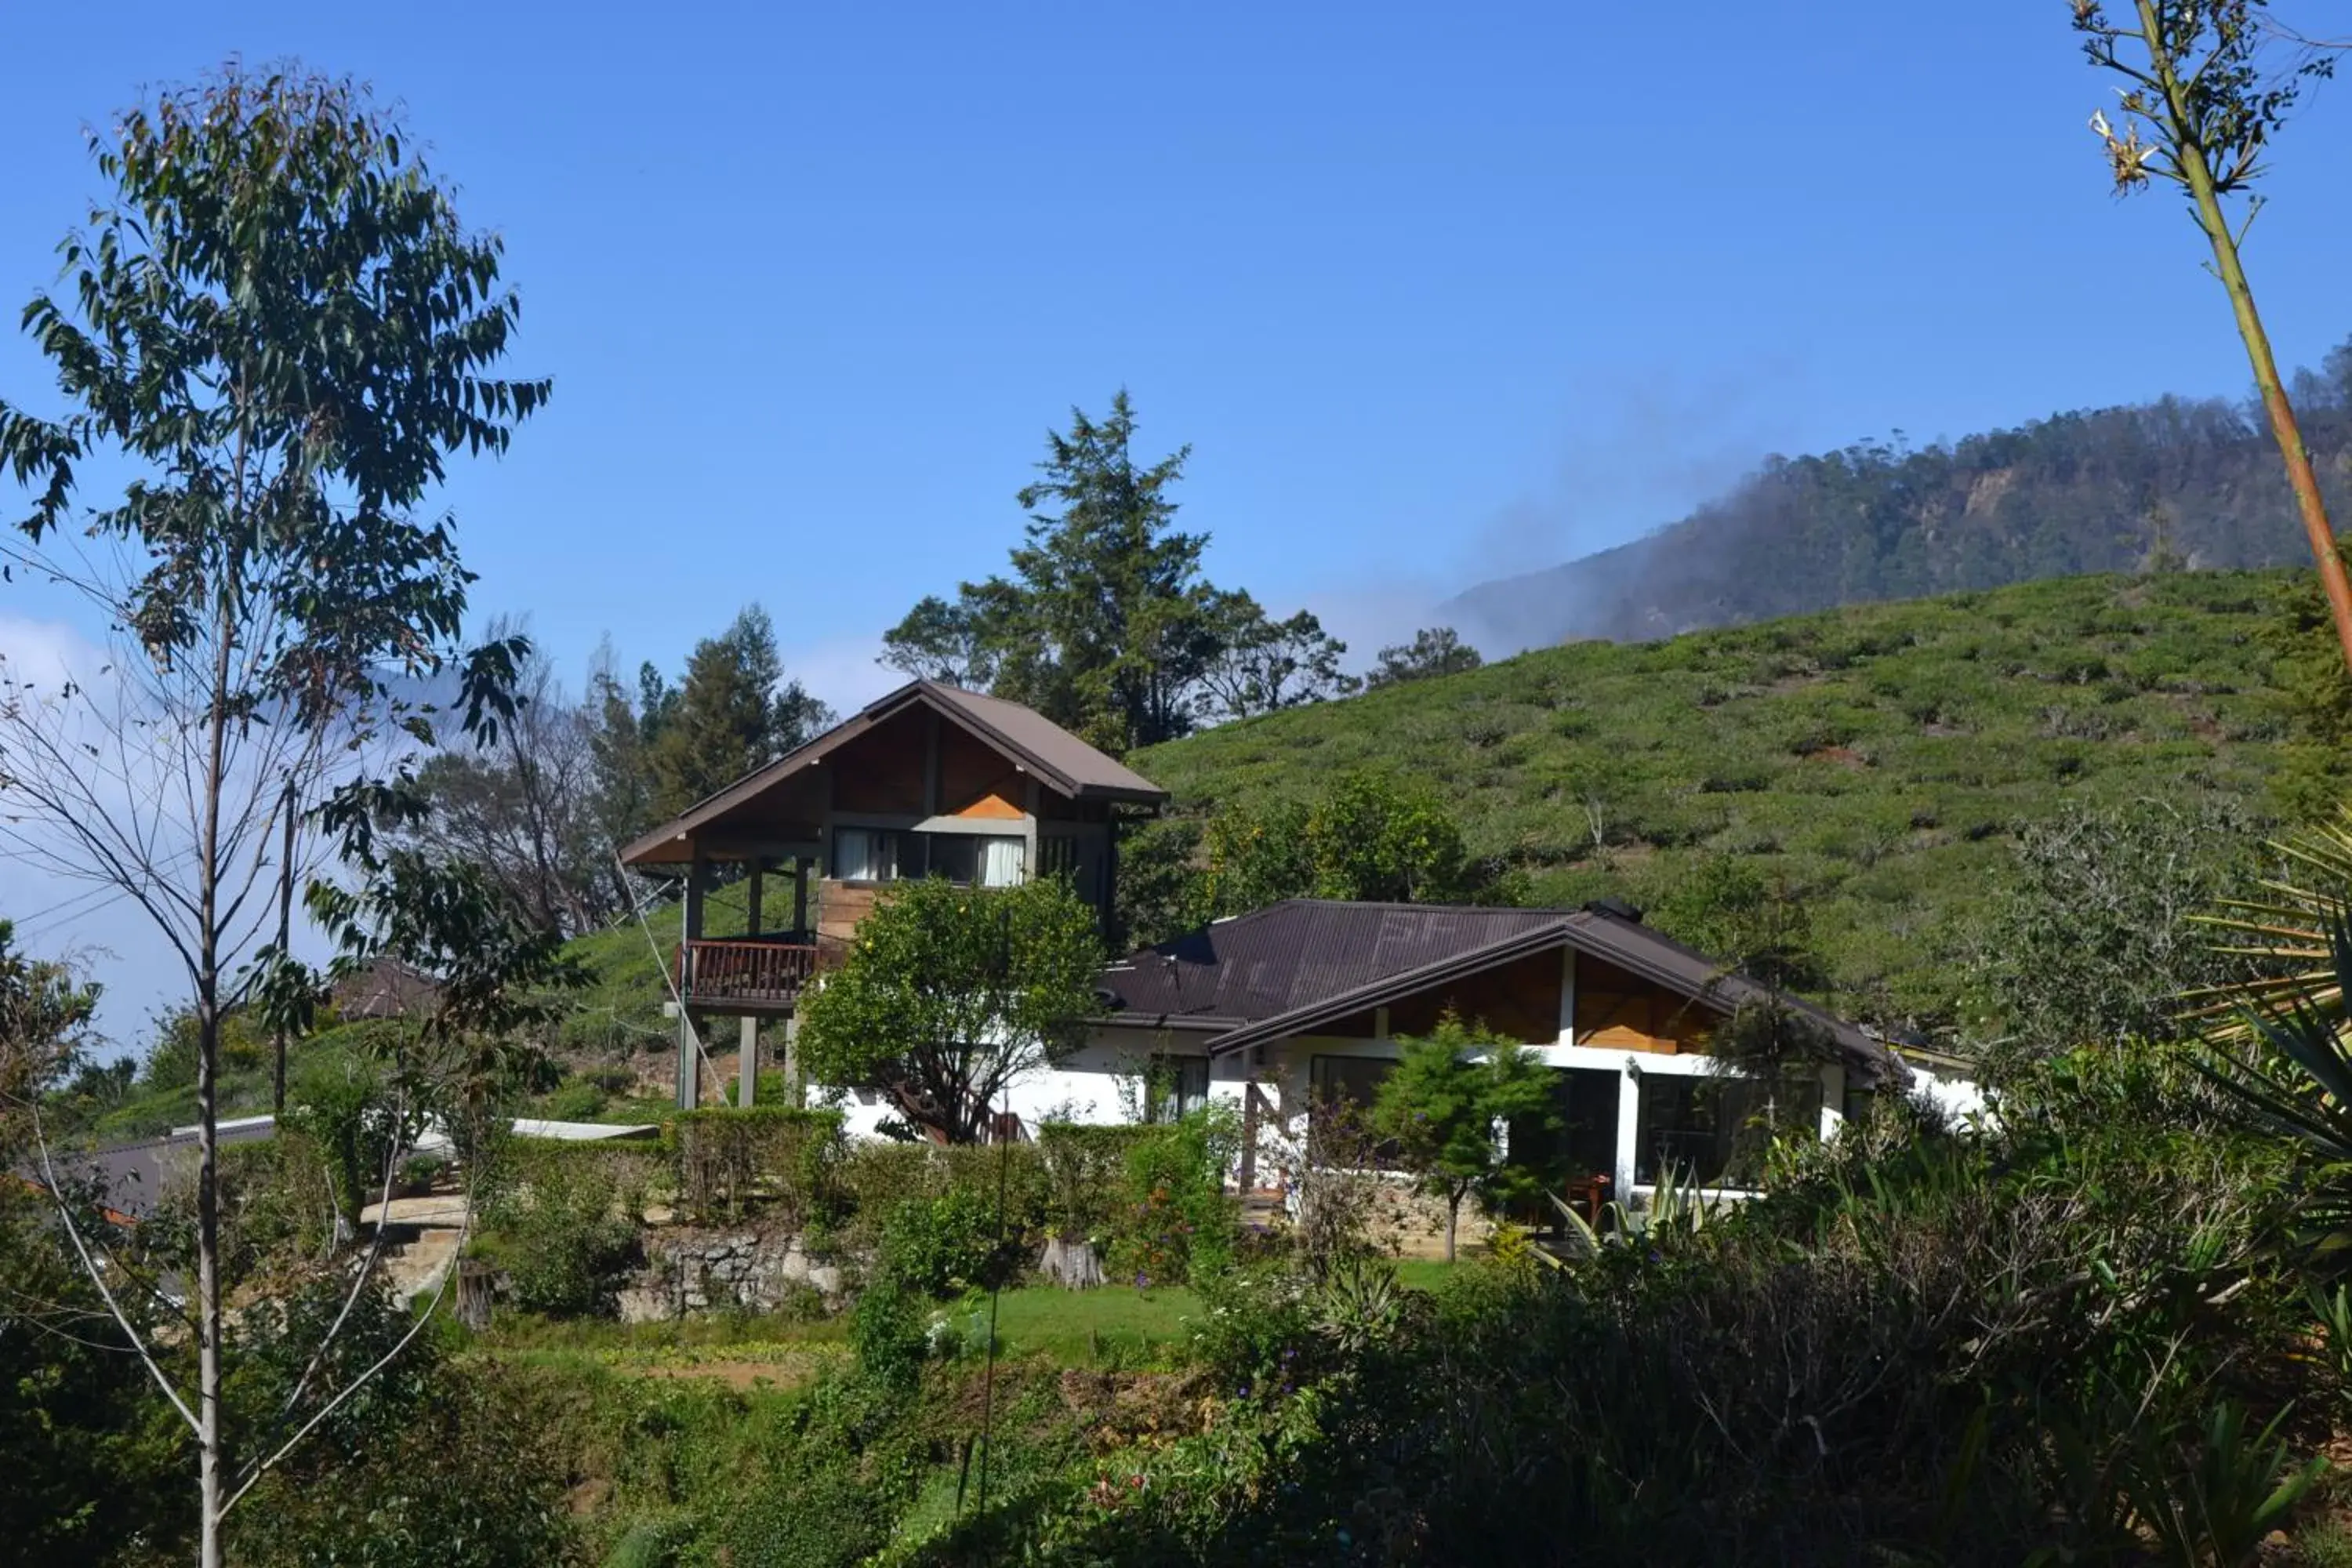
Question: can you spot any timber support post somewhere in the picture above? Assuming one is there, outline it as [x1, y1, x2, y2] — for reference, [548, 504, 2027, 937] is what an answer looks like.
[739, 1016, 759, 1108]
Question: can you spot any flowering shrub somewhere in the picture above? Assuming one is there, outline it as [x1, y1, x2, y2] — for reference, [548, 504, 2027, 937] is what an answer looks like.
[1109, 1106, 1240, 1287]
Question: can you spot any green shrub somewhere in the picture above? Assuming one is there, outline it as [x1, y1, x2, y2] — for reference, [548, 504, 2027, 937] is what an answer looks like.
[879, 1186, 1020, 1297]
[1036, 1122, 1152, 1243]
[673, 1105, 844, 1225]
[480, 1149, 641, 1316]
[1110, 1107, 1241, 1287]
[539, 1074, 608, 1121]
[850, 1278, 929, 1392]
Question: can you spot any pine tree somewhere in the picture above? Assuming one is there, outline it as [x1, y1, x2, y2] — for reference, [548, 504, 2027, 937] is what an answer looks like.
[647, 606, 832, 818]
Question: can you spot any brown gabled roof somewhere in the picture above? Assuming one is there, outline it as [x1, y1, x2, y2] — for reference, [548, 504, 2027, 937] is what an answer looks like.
[1097, 898, 1888, 1078]
[620, 679, 1169, 866]
[330, 956, 442, 1021]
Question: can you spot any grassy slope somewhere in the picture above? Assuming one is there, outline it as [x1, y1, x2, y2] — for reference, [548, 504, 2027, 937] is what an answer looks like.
[1132, 569, 2299, 1027]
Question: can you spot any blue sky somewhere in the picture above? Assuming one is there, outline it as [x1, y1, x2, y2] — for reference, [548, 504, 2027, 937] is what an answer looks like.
[4, 1, 2352, 1041]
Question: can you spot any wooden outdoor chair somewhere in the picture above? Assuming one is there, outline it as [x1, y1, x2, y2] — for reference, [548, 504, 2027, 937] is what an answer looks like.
[1562, 1173, 1613, 1230]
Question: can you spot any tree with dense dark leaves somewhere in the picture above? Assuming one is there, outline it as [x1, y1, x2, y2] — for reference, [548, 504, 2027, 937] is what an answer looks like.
[647, 605, 832, 821]
[1366, 627, 1483, 689]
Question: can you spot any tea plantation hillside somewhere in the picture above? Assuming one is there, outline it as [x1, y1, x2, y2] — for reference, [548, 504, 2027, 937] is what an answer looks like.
[1132, 568, 2308, 1030]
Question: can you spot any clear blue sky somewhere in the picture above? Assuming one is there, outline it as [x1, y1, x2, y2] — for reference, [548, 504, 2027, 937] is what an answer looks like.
[4, 1, 2351, 1040]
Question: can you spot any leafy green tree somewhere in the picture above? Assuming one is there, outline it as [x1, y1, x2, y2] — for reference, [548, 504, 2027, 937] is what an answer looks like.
[648, 604, 833, 819]
[1203, 770, 1494, 915]
[1195, 592, 1357, 721]
[1646, 857, 1823, 990]
[0, 931, 186, 1559]
[797, 875, 1102, 1143]
[0, 68, 545, 1562]
[1373, 1014, 1557, 1261]
[879, 592, 1000, 688]
[1365, 626, 1483, 689]
[1965, 797, 2262, 1058]
[2077, 0, 2352, 674]
[1111, 815, 1210, 949]
[884, 392, 1353, 752]
[583, 639, 664, 860]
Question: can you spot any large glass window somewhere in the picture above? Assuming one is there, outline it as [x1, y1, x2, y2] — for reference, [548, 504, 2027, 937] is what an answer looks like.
[1145, 1055, 1211, 1123]
[1634, 1073, 1821, 1188]
[1507, 1068, 1621, 1187]
[833, 827, 904, 883]
[1309, 1054, 1399, 1166]
[833, 829, 1027, 888]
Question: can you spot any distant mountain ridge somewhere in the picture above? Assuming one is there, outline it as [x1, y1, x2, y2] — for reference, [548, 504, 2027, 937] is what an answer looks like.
[1443, 344, 2352, 650]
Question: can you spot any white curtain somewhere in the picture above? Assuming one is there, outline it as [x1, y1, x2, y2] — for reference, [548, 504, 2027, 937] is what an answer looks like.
[980, 837, 1025, 887]
[835, 829, 889, 882]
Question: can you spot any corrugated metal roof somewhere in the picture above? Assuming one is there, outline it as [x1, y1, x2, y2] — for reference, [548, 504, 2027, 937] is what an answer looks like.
[920, 682, 1169, 801]
[41, 1116, 279, 1221]
[1098, 898, 1886, 1075]
[1100, 901, 1573, 1025]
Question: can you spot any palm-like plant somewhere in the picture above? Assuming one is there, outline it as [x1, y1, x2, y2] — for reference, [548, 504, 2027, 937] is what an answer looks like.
[2194, 895, 2352, 1249]
[2188, 804, 2352, 1042]
[1548, 1162, 1719, 1263]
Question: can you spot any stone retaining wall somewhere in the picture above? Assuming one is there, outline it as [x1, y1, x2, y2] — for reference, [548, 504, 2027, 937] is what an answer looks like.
[615, 1229, 851, 1323]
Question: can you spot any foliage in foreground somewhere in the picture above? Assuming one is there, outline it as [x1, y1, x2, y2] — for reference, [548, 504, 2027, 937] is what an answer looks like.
[904, 1047, 2326, 1566]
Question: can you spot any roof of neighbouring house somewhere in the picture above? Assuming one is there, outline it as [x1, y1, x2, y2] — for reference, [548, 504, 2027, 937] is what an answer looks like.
[34, 1115, 281, 1221]
[621, 679, 1169, 866]
[330, 956, 442, 1021]
[1094, 898, 1888, 1076]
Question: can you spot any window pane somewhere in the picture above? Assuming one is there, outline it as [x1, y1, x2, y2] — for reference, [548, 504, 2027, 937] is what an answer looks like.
[1635, 1074, 1820, 1188]
[1507, 1067, 1619, 1187]
[980, 837, 1026, 887]
[835, 829, 904, 883]
[928, 833, 977, 885]
[1310, 1055, 1398, 1166]
[1145, 1055, 1212, 1123]
[834, 828, 873, 883]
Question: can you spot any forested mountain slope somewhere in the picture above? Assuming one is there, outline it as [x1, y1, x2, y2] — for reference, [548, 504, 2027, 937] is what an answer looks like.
[1136, 568, 2306, 1032]
[1443, 344, 2352, 649]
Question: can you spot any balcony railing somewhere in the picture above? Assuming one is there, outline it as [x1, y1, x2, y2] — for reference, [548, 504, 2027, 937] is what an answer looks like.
[676, 936, 818, 1011]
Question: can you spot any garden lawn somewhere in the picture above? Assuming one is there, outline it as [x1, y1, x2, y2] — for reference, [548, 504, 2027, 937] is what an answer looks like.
[978, 1283, 1204, 1367]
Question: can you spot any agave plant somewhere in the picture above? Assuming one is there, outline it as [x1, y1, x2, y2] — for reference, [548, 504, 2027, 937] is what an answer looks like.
[1549, 1162, 1720, 1262]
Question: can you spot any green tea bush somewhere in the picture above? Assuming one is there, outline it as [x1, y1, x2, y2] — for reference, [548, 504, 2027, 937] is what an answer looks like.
[480, 1146, 644, 1316]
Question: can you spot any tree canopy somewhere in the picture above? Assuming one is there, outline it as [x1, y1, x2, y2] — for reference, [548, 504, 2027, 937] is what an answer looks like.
[881, 391, 1350, 752]
[1373, 1014, 1557, 1261]
[795, 876, 1104, 1143]
[1366, 627, 1483, 689]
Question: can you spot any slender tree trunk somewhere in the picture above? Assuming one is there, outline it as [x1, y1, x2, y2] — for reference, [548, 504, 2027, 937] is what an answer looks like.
[197, 622, 235, 1568]
[2136, 0, 2352, 675]
[271, 778, 295, 1116]
[1444, 1190, 1460, 1264]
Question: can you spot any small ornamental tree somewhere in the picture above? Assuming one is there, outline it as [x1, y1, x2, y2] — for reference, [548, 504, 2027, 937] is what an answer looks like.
[1374, 1014, 1557, 1261]
[796, 875, 1103, 1144]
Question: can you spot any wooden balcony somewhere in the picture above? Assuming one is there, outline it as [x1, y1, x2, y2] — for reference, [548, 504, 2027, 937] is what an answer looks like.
[676, 935, 819, 1014]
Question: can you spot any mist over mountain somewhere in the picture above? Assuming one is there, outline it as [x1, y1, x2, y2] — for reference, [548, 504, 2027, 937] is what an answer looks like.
[1441, 341, 2352, 652]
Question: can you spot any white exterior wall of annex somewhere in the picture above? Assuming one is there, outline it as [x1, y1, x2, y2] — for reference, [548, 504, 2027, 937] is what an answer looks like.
[1054, 949, 1864, 1201]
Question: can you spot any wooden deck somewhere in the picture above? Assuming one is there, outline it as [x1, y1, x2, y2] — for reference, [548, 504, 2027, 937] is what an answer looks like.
[676, 936, 819, 1014]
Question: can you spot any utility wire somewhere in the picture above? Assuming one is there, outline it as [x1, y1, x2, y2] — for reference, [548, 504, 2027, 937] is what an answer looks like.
[612, 846, 724, 1096]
